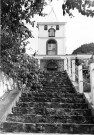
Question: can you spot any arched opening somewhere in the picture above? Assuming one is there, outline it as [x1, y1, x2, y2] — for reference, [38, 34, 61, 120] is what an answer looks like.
[47, 62, 58, 71]
[48, 28, 55, 37]
[46, 39, 57, 55]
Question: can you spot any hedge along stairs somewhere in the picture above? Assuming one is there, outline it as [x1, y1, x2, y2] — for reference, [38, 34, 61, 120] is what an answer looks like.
[0, 71, 94, 133]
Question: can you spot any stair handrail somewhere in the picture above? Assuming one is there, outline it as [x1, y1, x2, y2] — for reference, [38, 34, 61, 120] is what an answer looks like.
[77, 64, 90, 93]
[66, 62, 79, 82]
[74, 64, 90, 84]
[66, 58, 94, 106]
[69, 62, 90, 93]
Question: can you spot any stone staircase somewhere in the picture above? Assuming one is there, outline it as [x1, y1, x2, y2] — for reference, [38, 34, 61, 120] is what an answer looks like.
[0, 71, 94, 133]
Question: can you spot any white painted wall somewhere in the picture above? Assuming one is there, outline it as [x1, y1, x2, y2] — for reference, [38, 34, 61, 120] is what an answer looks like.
[56, 25, 66, 37]
[0, 71, 17, 97]
[38, 37, 66, 55]
[38, 23, 66, 55]
[38, 38, 46, 55]
[57, 38, 66, 55]
[38, 24, 65, 38]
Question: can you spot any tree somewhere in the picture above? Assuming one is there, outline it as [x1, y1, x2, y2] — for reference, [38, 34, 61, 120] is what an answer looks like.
[1, 0, 46, 90]
[72, 43, 94, 54]
[62, 0, 94, 17]
[2, 51, 41, 88]
[1, 0, 46, 54]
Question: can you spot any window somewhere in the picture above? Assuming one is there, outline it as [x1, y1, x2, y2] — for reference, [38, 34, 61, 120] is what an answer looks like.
[48, 28, 55, 37]
[47, 40, 57, 55]
[44, 25, 47, 30]
[56, 25, 59, 30]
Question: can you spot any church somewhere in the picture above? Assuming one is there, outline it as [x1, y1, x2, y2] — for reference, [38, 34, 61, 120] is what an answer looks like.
[35, 7, 67, 72]
[0, 6, 94, 134]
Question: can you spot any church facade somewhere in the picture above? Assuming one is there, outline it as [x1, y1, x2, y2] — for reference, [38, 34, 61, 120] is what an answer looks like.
[36, 8, 67, 72]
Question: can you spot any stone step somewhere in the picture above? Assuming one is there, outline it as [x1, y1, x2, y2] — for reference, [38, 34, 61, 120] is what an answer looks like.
[21, 92, 83, 98]
[42, 79, 72, 82]
[42, 83, 74, 87]
[42, 85, 73, 87]
[19, 97, 85, 103]
[0, 122, 94, 133]
[41, 80, 70, 83]
[42, 85, 74, 88]
[42, 85, 73, 88]
[28, 89, 76, 94]
[12, 107, 92, 116]
[42, 73, 67, 76]
[41, 81, 72, 84]
[42, 76, 68, 79]
[42, 87, 76, 91]
[29, 89, 76, 94]
[42, 79, 69, 82]
[42, 78, 70, 80]
[42, 74, 67, 78]
[6, 114, 94, 124]
[1, 71, 93, 134]
[41, 78, 69, 80]
[16, 102, 88, 109]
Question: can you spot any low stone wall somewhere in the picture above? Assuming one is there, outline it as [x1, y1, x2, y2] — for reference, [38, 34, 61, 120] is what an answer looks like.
[0, 70, 17, 97]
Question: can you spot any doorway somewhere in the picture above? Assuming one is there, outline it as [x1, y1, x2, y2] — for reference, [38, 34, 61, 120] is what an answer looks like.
[47, 61, 58, 71]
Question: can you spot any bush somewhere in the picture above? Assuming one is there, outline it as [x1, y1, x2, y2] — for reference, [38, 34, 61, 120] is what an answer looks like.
[1, 49, 41, 90]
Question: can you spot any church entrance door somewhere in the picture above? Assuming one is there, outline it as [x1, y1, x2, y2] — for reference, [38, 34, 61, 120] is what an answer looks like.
[47, 61, 58, 71]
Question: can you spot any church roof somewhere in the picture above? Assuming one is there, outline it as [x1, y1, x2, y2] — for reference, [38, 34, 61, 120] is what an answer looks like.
[45, 7, 58, 22]
[37, 7, 66, 25]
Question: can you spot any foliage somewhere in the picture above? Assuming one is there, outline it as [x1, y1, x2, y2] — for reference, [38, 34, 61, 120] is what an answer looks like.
[1, 0, 46, 53]
[1, 48, 41, 88]
[62, 0, 94, 17]
[72, 43, 94, 54]
[1, 0, 47, 90]
[83, 82, 91, 92]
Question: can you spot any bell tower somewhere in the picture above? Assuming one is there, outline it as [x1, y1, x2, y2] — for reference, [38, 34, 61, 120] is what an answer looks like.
[37, 7, 67, 72]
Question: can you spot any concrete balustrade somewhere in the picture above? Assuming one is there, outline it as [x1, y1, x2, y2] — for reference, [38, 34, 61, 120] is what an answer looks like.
[90, 63, 94, 106]
[72, 60, 76, 82]
[70, 60, 94, 106]
[78, 65, 83, 93]
[68, 58, 72, 79]
[64, 58, 68, 71]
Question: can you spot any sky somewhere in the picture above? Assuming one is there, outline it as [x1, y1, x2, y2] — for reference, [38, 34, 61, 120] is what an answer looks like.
[26, 0, 94, 55]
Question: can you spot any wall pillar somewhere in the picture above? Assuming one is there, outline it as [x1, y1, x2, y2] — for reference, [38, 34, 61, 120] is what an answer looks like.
[38, 59, 40, 68]
[78, 65, 83, 93]
[68, 58, 71, 79]
[90, 63, 94, 106]
[72, 60, 76, 82]
[64, 58, 68, 71]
